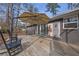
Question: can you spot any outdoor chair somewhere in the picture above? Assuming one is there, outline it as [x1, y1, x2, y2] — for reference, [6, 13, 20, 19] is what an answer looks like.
[0, 30, 22, 56]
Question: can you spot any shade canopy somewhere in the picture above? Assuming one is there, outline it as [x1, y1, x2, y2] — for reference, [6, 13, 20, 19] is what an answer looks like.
[17, 12, 49, 25]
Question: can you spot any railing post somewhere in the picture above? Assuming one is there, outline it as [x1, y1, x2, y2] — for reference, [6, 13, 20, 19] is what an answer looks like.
[0, 30, 11, 56]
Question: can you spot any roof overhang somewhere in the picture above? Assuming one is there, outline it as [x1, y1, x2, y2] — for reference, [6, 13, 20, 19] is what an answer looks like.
[49, 8, 79, 23]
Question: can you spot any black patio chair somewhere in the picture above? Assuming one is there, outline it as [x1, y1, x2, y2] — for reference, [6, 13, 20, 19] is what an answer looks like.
[0, 30, 22, 56]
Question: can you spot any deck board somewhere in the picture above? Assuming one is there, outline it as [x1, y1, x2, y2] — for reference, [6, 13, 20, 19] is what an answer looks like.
[17, 36, 50, 56]
[1, 35, 79, 56]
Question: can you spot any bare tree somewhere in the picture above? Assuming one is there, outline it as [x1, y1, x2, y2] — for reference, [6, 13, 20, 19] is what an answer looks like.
[23, 3, 39, 13]
[6, 3, 14, 38]
[68, 3, 79, 10]
[46, 3, 60, 15]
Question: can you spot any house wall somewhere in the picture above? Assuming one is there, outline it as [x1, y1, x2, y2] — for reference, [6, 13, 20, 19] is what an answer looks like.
[60, 15, 79, 46]
[60, 21, 68, 42]
[27, 26, 36, 35]
[48, 22, 60, 37]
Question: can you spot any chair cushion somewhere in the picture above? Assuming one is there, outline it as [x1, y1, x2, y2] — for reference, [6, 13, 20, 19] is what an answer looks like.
[7, 39, 21, 49]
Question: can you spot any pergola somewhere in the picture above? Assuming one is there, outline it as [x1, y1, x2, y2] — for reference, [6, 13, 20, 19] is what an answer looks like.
[15, 12, 49, 35]
[16, 12, 49, 26]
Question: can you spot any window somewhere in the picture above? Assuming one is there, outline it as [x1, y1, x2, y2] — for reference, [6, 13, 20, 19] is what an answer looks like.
[63, 16, 78, 29]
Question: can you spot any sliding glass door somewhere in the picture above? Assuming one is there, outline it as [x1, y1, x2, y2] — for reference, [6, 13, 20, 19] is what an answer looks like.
[37, 24, 48, 35]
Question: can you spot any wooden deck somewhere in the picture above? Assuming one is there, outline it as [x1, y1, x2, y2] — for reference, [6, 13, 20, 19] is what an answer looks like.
[1, 35, 79, 56]
[17, 35, 51, 56]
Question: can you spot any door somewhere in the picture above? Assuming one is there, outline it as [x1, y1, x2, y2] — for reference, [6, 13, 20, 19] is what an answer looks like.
[53, 22, 60, 37]
[48, 23, 53, 36]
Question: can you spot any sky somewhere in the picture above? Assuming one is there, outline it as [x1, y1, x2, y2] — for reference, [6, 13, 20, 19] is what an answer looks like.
[0, 3, 68, 18]
[18, 3, 68, 24]
[33, 3, 68, 18]
[0, 3, 68, 22]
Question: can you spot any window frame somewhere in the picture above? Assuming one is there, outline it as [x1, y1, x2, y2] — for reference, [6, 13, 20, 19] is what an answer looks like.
[63, 15, 78, 29]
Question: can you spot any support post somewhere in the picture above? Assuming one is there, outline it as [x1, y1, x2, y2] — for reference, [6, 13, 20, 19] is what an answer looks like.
[66, 29, 68, 43]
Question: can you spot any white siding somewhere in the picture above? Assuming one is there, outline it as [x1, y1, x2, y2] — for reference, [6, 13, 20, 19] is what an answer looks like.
[53, 22, 60, 37]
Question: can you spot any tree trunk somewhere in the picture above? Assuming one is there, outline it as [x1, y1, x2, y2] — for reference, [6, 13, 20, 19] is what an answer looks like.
[7, 3, 14, 38]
